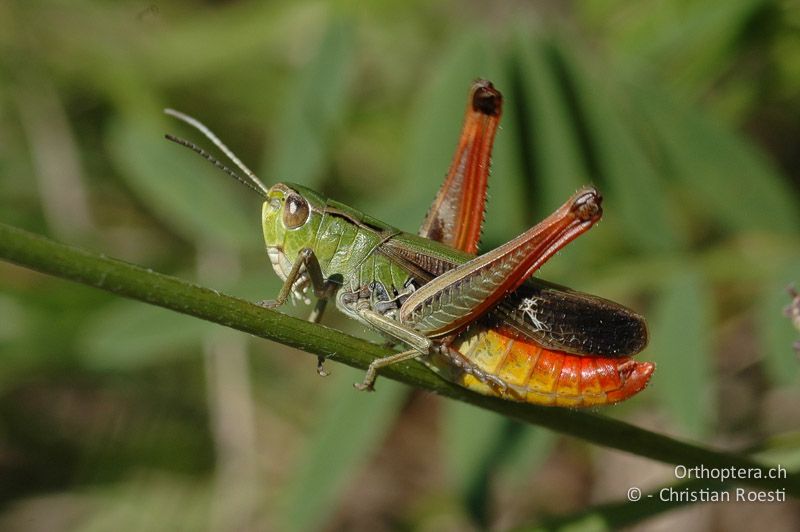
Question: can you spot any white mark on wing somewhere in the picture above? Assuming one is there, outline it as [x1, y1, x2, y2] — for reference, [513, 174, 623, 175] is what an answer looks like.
[519, 297, 550, 332]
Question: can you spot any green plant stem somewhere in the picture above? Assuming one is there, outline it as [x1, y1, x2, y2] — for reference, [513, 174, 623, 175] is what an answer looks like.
[1, 222, 797, 496]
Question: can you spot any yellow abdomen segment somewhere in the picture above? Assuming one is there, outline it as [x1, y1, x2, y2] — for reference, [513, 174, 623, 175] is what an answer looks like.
[426, 326, 654, 407]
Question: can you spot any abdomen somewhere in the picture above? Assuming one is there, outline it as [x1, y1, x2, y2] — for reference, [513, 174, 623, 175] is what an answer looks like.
[426, 325, 654, 407]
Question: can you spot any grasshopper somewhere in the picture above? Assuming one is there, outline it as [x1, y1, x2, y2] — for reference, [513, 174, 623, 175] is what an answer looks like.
[165, 80, 654, 407]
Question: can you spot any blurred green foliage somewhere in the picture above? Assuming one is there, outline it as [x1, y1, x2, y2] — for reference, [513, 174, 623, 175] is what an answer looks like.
[0, 0, 799, 530]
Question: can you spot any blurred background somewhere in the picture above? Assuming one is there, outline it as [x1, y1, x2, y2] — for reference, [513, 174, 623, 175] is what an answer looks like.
[1, 0, 799, 530]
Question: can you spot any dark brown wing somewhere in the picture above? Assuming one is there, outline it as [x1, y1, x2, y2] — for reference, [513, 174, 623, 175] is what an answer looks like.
[488, 278, 648, 357]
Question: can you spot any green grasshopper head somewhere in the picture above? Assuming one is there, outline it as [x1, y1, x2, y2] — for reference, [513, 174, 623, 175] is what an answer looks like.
[262, 182, 325, 252]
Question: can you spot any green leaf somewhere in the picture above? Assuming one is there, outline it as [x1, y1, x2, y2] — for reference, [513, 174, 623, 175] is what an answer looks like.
[443, 401, 506, 526]
[553, 42, 681, 253]
[107, 113, 257, 249]
[444, 411, 555, 526]
[514, 33, 588, 214]
[264, 15, 357, 189]
[482, 53, 528, 247]
[280, 367, 406, 532]
[497, 427, 555, 486]
[79, 300, 212, 370]
[443, 409, 554, 499]
[634, 85, 800, 235]
[443, 401, 506, 490]
[648, 267, 714, 437]
[146, 2, 322, 86]
[595, 0, 768, 95]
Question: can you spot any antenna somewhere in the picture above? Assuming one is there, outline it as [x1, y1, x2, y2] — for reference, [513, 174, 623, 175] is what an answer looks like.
[164, 134, 268, 199]
[164, 108, 270, 197]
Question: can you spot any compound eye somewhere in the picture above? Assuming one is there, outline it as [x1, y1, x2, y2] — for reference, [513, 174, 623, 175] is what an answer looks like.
[283, 193, 309, 229]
